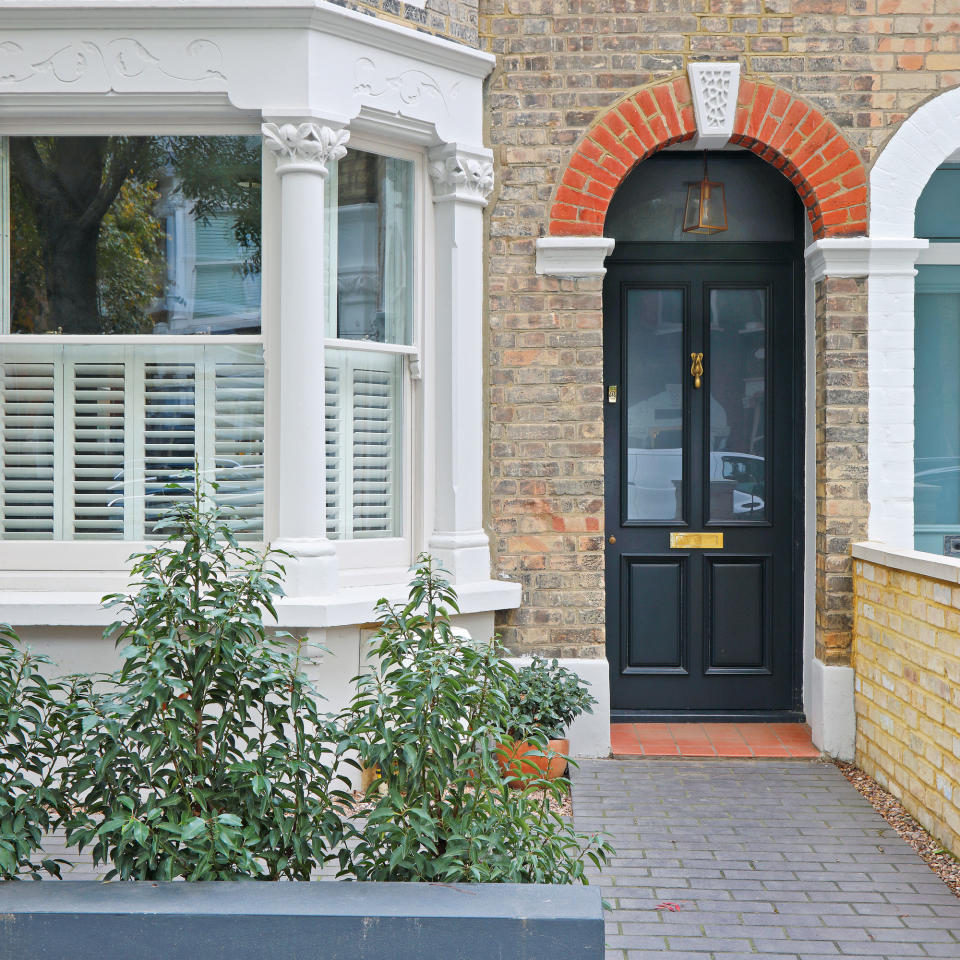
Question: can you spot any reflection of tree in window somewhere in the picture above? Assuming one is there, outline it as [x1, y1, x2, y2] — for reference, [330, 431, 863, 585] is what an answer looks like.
[9, 135, 261, 336]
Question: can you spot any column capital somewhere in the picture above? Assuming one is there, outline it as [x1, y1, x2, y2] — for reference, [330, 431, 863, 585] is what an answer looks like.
[428, 143, 494, 205]
[262, 121, 349, 176]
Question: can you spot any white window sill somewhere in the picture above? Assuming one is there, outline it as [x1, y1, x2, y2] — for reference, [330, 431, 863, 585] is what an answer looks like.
[0, 578, 522, 629]
[852, 540, 960, 584]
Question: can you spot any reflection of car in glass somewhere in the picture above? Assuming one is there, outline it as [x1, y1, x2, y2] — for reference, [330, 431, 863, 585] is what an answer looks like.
[627, 449, 765, 519]
[106, 458, 263, 535]
[914, 457, 960, 526]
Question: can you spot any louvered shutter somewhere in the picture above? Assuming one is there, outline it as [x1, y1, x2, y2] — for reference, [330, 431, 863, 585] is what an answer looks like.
[143, 360, 197, 537]
[0, 344, 265, 542]
[69, 359, 126, 539]
[0, 358, 58, 539]
[351, 357, 399, 538]
[325, 358, 345, 540]
[213, 348, 264, 539]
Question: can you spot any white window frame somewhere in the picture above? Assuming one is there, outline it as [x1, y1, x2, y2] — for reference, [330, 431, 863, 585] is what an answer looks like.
[0, 122, 267, 586]
[0, 127, 428, 590]
[322, 132, 426, 588]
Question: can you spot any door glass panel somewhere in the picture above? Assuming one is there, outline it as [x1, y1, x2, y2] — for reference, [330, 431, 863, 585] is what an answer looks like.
[624, 288, 683, 522]
[708, 288, 767, 522]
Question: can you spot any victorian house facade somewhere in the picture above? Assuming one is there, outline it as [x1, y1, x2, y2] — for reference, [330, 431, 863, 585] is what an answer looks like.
[2, 0, 959, 787]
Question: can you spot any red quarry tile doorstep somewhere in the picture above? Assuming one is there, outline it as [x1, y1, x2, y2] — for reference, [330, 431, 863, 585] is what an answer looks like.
[611, 722, 820, 759]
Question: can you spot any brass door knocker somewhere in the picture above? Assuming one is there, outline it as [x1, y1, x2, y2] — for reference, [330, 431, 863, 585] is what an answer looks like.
[690, 352, 704, 389]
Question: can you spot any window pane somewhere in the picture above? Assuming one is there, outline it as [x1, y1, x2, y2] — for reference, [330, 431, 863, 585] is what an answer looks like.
[916, 164, 960, 240]
[325, 348, 402, 540]
[332, 150, 413, 345]
[625, 288, 684, 522]
[708, 288, 767, 522]
[915, 265, 960, 554]
[6, 135, 261, 335]
[606, 153, 797, 244]
[0, 341, 263, 540]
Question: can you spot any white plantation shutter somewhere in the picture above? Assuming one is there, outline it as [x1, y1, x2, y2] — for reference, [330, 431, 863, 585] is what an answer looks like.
[142, 360, 198, 535]
[0, 343, 264, 542]
[351, 360, 398, 538]
[325, 348, 401, 540]
[0, 357, 59, 539]
[69, 359, 125, 539]
[212, 351, 264, 538]
[325, 361, 345, 539]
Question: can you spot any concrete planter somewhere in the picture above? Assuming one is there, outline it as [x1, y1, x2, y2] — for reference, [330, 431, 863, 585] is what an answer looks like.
[0, 880, 603, 960]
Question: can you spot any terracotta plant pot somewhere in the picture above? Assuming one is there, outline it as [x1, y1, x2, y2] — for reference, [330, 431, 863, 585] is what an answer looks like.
[496, 737, 570, 786]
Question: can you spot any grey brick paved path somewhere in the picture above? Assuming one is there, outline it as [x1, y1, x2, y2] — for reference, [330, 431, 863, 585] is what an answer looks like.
[572, 759, 960, 960]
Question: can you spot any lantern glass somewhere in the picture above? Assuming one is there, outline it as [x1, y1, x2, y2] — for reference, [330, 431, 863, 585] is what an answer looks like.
[682, 154, 728, 235]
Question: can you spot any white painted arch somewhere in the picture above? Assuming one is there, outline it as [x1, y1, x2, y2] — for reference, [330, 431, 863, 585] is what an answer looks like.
[870, 85, 960, 239]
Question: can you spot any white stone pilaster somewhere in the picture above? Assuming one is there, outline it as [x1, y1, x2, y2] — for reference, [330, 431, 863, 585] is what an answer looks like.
[804, 237, 927, 548]
[263, 120, 348, 596]
[427, 143, 494, 583]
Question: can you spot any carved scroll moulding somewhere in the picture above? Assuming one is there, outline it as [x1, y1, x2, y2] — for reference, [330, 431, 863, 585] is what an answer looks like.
[688, 61, 741, 150]
[0, 37, 227, 92]
[352, 55, 480, 146]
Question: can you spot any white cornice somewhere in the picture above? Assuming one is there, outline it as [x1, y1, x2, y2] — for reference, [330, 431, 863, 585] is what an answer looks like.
[804, 237, 929, 283]
[535, 237, 615, 278]
[0, 1, 496, 79]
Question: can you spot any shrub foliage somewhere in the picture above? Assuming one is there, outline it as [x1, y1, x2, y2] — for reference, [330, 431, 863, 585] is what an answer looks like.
[336, 555, 613, 883]
[0, 627, 69, 879]
[58, 486, 350, 880]
[1, 489, 613, 885]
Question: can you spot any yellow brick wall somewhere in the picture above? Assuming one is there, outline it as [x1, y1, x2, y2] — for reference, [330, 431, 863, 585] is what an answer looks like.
[853, 558, 960, 858]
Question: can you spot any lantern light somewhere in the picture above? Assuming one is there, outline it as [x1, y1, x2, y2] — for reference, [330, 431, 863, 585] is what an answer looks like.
[682, 152, 728, 235]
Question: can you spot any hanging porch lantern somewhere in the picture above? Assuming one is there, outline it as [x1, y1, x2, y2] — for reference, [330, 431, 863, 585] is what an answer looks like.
[682, 152, 728, 235]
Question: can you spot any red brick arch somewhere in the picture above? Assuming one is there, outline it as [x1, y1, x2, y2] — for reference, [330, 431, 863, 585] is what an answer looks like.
[548, 75, 867, 240]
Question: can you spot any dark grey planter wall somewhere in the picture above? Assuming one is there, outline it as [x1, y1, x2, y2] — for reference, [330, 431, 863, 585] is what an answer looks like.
[0, 881, 603, 960]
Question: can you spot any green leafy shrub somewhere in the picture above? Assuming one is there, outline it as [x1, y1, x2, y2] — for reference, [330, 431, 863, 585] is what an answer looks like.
[506, 656, 597, 740]
[0, 626, 69, 879]
[336, 555, 613, 883]
[59, 485, 350, 880]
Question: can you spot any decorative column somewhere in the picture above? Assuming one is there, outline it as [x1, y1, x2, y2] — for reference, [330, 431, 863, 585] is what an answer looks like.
[263, 120, 348, 597]
[428, 143, 495, 583]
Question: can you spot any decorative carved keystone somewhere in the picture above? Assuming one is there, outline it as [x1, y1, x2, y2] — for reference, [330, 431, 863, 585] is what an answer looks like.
[261, 121, 349, 174]
[688, 62, 741, 150]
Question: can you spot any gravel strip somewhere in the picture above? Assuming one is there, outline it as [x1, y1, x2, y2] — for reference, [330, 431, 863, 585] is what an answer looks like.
[835, 759, 960, 898]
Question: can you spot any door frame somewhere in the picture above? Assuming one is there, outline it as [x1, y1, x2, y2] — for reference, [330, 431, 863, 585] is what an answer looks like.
[604, 240, 806, 722]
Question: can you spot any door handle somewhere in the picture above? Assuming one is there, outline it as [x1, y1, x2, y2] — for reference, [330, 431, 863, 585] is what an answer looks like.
[690, 352, 704, 389]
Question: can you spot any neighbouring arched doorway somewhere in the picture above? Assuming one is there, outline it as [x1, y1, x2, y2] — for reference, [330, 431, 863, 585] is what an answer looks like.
[603, 150, 805, 719]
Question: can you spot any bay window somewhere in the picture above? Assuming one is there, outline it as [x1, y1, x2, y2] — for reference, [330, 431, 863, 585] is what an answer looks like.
[0, 133, 420, 564]
[914, 163, 960, 554]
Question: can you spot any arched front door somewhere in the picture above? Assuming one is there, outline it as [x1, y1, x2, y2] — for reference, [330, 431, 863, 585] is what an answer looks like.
[604, 152, 804, 720]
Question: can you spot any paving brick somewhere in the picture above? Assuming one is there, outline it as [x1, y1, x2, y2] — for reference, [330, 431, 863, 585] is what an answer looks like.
[572, 759, 960, 959]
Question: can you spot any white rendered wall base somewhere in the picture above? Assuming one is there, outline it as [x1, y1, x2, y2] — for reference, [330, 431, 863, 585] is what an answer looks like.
[808, 657, 855, 761]
[507, 657, 611, 759]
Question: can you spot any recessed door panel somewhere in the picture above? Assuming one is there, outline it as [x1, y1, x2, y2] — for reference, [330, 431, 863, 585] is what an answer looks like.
[625, 558, 686, 673]
[706, 557, 770, 673]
